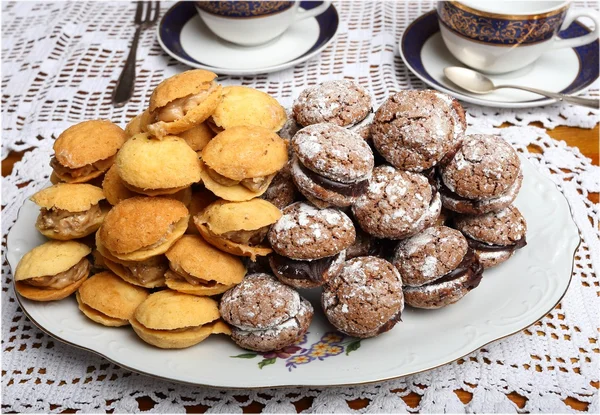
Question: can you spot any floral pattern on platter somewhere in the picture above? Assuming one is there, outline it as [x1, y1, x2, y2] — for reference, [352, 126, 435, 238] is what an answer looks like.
[231, 332, 362, 371]
[437, 1, 567, 45]
[195, 1, 294, 18]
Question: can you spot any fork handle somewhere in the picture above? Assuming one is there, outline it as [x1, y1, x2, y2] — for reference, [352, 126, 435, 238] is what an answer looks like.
[497, 84, 600, 109]
[112, 26, 142, 107]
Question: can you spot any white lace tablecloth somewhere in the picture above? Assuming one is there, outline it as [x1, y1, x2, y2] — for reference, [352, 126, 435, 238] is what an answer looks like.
[2, 1, 599, 413]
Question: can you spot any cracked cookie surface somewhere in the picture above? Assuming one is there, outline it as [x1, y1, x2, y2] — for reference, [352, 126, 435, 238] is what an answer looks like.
[441, 134, 521, 200]
[322, 256, 404, 338]
[293, 80, 372, 127]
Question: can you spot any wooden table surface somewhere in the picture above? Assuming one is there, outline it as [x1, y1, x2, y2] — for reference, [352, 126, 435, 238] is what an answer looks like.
[2, 122, 597, 413]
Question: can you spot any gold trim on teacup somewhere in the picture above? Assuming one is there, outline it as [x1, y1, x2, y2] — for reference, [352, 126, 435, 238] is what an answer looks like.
[438, 18, 562, 48]
[453, 1, 570, 21]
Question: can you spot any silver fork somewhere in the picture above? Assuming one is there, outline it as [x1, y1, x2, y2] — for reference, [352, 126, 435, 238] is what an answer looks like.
[112, 1, 160, 107]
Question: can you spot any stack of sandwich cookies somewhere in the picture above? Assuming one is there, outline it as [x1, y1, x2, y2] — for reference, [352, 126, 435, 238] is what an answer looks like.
[352, 165, 440, 239]
[76, 271, 148, 327]
[370, 90, 462, 172]
[267, 202, 355, 288]
[164, 235, 245, 295]
[322, 256, 404, 338]
[131, 290, 231, 349]
[146, 69, 223, 139]
[31, 183, 107, 240]
[291, 123, 374, 208]
[200, 126, 288, 201]
[14, 241, 91, 301]
[219, 274, 313, 352]
[452, 205, 527, 268]
[393, 226, 483, 309]
[439, 134, 523, 214]
[194, 199, 281, 260]
[50, 120, 128, 184]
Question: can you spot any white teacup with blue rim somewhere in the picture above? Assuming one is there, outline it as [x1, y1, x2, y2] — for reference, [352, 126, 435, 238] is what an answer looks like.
[437, 1, 600, 74]
[195, 1, 332, 47]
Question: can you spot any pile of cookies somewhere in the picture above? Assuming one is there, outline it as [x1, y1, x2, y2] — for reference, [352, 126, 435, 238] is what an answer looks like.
[13, 71, 527, 354]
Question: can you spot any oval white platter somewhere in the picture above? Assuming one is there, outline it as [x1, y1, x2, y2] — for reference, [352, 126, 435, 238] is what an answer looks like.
[6, 156, 579, 388]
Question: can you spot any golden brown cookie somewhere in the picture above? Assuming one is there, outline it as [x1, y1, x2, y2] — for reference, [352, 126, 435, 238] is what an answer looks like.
[14, 240, 91, 301]
[76, 271, 149, 327]
[51, 120, 127, 183]
[102, 165, 192, 206]
[165, 235, 245, 295]
[200, 126, 288, 201]
[209, 86, 286, 133]
[115, 133, 201, 196]
[31, 183, 108, 240]
[97, 196, 189, 261]
[146, 70, 223, 139]
[131, 290, 230, 348]
[194, 199, 280, 260]
[178, 122, 214, 153]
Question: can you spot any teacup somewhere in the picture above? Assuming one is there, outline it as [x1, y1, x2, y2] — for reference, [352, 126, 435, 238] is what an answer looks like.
[195, 1, 332, 47]
[437, 1, 600, 74]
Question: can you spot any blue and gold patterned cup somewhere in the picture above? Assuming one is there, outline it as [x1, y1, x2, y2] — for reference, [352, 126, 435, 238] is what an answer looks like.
[437, 1, 600, 74]
[195, 1, 332, 46]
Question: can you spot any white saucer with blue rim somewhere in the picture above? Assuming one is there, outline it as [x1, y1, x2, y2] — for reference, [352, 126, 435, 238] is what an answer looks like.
[399, 10, 599, 108]
[157, 1, 339, 76]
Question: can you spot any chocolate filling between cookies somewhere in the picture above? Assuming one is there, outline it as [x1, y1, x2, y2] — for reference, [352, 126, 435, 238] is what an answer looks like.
[376, 308, 403, 335]
[298, 162, 368, 197]
[419, 248, 483, 290]
[25, 258, 90, 289]
[466, 235, 527, 252]
[270, 253, 340, 283]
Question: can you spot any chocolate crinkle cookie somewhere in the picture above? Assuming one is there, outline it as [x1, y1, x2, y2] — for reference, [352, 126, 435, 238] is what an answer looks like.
[352, 165, 440, 239]
[452, 205, 527, 268]
[291, 123, 374, 208]
[438, 134, 522, 214]
[394, 226, 484, 309]
[219, 273, 313, 352]
[292, 80, 373, 128]
[370, 90, 465, 172]
[322, 256, 404, 338]
[267, 202, 355, 288]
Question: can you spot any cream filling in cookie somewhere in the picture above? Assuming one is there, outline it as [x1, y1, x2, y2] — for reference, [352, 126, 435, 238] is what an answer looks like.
[155, 82, 218, 123]
[121, 258, 167, 285]
[24, 258, 90, 290]
[221, 226, 270, 246]
[165, 264, 217, 287]
[205, 166, 274, 193]
[36, 204, 103, 236]
[50, 155, 114, 180]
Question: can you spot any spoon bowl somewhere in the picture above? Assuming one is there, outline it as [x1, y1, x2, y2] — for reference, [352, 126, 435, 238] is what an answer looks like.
[443, 67, 497, 94]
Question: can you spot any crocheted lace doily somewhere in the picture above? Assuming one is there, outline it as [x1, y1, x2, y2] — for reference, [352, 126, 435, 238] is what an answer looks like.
[2, 1, 598, 413]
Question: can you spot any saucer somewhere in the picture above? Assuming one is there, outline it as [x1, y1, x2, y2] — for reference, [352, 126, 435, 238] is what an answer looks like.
[157, 1, 339, 76]
[399, 10, 599, 108]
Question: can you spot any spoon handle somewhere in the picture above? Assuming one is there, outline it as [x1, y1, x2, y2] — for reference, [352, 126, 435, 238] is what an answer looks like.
[497, 85, 599, 109]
